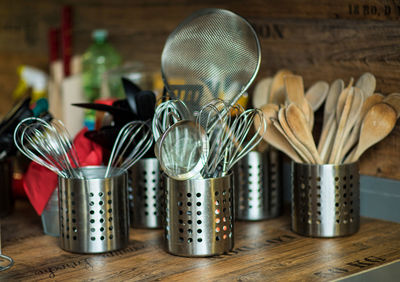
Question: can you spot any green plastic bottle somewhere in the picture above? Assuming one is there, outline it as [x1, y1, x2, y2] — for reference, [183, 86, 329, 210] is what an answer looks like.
[82, 29, 121, 102]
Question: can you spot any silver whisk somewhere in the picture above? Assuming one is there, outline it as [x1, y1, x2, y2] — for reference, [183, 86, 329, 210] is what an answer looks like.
[221, 109, 266, 176]
[196, 99, 242, 178]
[152, 99, 193, 142]
[105, 120, 153, 178]
[14, 117, 81, 178]
[153, 99, 193, 159]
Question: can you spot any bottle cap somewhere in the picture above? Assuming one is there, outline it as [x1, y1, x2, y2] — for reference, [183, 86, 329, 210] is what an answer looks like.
[92, 29, 108, 43]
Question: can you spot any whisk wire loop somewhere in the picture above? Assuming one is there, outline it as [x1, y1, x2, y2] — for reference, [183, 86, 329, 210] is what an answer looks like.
[105, 120, 153, 178]
[14, 117, 81, 178]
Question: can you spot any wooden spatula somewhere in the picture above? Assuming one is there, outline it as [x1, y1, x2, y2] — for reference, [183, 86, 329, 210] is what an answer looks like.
[285, 103, 322, 164]
[254, 104, 303, 163]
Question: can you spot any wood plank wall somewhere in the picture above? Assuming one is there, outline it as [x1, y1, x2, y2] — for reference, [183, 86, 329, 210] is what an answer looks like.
[0, 0, 400, 180]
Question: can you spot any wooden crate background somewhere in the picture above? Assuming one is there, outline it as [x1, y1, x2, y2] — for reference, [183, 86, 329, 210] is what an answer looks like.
[0, 0, 399, 180]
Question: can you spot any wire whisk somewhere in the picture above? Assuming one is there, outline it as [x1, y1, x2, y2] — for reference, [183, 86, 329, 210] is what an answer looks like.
[196, 99, 243, 178]
[13, 117, 81, 178]
[152, 99, 193, 142]
[105, 120, 154, 178]
[221, 108, 266, 176]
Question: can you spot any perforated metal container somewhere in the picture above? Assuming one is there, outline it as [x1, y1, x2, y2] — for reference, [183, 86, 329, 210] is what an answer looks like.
[129, 158, 162, 229]
[41, 187, 59, 237]
[58, 166, 129, 253]
[291, 162, 360, 237]
[234, 150, 282, 221]
[164, 173, 234, 257]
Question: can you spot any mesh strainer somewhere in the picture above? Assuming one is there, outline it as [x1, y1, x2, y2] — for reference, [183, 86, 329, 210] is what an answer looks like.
[161, 8, 261, 114]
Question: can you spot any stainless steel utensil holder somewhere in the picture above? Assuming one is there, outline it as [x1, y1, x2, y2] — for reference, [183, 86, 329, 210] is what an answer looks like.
[129, 158, 162, 229]
[234, 150, 282, 221]
[41, 187, 59, 237]
[164, 173, 234, 257]
[291, 162, 360, 237]
[58, 166, 129, 253]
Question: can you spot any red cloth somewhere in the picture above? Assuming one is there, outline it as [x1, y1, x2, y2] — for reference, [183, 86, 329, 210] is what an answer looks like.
[23, 127, 103, 215]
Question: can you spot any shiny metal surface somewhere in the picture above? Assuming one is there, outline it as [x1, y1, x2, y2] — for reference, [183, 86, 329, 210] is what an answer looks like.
[0, 254, 13, 272]
[105, 120, 153, 178]
[234, 150, 282, 221]
[164, 173, 234, 257]
[291, 162, 360, 237]
[158, 120, 208, 180]
[58, 166, 129, 253]
[129, 158, 162, 229]
[14, 117, 81, 178]
[41, 187, 59, 236]
[152, 99, 193, 142]
[161, 8, 261, 114]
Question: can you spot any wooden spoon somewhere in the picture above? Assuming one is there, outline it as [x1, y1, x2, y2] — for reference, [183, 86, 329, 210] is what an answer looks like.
[252, 77, 272, 108]
[348, 103, 397, 163]
[307, 100, 315, 130]
[340, 93, 384, 161]
[318, 79, 344, 156]
[269, 86, 286, 105]
[253, 103, 278, 145]
[277, 107, 315, 163]
[260, 103, 279, 119]
[355, 72, 376, 98]
[334, 87, 364, 164]
[319, 114, 337, 163]
[285, 103, 322, 164]
[335, 78, 354, 124]
[269, 69, 292, 104]
[329, 87, 354, 164]
[254, 104, 302, 163]
[323, 79, 344, 127]
[271, 117, 310, 163]
[383, 93, 400, 118]
[284, 75, 305, 106]
[305, 81, 329, 112]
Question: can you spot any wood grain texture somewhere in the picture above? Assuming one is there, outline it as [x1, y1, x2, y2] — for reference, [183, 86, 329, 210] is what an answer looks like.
[1, 200, 400, 281]
[0, 0, 399, 179]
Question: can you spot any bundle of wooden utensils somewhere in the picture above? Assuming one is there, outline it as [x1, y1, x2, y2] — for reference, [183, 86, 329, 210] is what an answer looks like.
[253, 70, 400, 164]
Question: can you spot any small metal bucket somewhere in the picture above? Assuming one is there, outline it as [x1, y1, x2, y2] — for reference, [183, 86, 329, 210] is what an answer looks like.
[41, 187, 59, 236]
[234, 149, 282, 221]
[58, 166, 129, 253]
[129, 158, 162, 229]
[291, 162, 360, 237]
[163, 173, 234, 257]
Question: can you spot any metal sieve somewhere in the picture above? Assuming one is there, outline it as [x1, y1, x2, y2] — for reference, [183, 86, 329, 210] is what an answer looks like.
[158, 120, 209, 180]
[161, 8, 261, 114]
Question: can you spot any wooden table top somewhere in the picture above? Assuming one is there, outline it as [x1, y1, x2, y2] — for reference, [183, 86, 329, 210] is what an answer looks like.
[1, 199, 400, 281]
